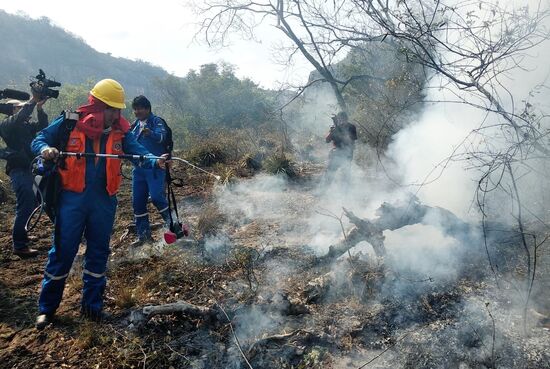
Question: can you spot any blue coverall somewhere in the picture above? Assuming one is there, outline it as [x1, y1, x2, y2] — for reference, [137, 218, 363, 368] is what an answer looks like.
[130, 113, 170, 240]
[31, 116, 158, 315]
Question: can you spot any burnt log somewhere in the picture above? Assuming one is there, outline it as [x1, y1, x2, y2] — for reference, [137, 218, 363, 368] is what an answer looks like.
[247, 329, 330, 359]
[322, 195, 478, 262]
[129, 300, 222, 328]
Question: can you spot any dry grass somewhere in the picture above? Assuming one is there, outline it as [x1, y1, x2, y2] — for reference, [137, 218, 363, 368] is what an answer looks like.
[0, 169, 13, 204]
[232, 245, 261, 291]
[108, 258, 164, 310]
[75, 321, 102, 350]
[263, 152, 297, 178]
[187, 142, 228, 167]
[113, 286, 138, 309]
[66, 254, 84, 292]
[213, 164, 238, 185]
[239, 152, 264, 171]
[197, 203, 226, 238]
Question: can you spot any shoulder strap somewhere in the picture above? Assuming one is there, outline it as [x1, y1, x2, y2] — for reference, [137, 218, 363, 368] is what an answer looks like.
[157, 117, 173, 154]
[158, 116, 169, 130]
[57, 111, 78, 169]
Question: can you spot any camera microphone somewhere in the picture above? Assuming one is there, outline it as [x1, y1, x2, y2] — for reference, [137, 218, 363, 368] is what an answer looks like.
[0, 89, 31, 101]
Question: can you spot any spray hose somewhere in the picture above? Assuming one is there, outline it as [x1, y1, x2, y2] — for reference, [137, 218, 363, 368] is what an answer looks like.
[59, 151, 221, 181]
[25, 152, 220, 234]
[25, 155, 54, 233]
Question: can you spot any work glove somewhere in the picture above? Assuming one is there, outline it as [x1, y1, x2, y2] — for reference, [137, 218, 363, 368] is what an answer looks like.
[41, 147, 59, 161]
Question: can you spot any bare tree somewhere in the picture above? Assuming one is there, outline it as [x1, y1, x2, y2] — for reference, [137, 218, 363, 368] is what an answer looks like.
[336, 1, 550, 328]
[195, 0, 550, 328]
[195, 0, 549, 148]
[195, 0, 390, 112]
[353, 0, 550, 319]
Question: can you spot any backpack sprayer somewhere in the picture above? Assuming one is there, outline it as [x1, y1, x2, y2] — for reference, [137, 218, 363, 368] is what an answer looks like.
[26, 151, 221, 245]
[59, 152, 221, 181]
[62, 152, 220, 244]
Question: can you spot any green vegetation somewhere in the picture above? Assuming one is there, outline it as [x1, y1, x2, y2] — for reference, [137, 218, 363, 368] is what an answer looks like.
[286, 41, 426, 149]
[1, 11, 426, 162]
[153, 63, 277, 140]
[339, 44, 426, 148]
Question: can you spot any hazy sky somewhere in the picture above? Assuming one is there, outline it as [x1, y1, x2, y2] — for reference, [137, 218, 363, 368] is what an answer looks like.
[1, 0, 311, 88]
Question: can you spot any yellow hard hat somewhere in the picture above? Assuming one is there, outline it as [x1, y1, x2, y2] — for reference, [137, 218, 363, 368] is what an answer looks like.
[90, 79, 126, 109]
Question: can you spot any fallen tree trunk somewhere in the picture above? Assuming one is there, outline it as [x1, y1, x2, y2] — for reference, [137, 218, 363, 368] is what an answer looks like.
[321, 195, 478, 262]
[247, 329, 329, 357]
[128, 294, 309, 329]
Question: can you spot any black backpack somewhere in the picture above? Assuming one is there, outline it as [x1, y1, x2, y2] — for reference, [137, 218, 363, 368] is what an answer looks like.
[27, 111, 77, 236]
[159, 117, 174, 156]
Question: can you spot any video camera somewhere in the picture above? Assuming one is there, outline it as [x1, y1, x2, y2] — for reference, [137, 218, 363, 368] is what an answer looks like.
[30, 69, 61, 99]
[0, 88, 31, 115]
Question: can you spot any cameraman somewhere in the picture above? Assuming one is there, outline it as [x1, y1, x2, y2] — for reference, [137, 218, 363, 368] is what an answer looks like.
[0, 91, 49, 258]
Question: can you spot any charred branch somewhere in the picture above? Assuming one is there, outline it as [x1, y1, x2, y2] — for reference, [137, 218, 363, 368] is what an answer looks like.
[129, 300, 222, 328]
[247, 329, 329, 358]
[320, 195, 478, 262]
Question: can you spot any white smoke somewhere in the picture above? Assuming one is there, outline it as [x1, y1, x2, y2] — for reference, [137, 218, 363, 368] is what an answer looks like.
[215, 174, 289, 223]
[384, 223, 462, 283]
[203, 233, 232, 263]
[385, 92, 481, 218]
[203, 2, 550, 366]
[385, 0, 550, 222]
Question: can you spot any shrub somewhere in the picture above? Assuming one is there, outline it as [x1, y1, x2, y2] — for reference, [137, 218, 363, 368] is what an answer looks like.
[239, 152, 264, 171]
[197, 204, 226, 238]
[187, 142, 228, 167]
[263, 153, 297, 178]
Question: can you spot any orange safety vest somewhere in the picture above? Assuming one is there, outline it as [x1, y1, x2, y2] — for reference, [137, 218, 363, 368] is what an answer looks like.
[58, 128, 125, 195]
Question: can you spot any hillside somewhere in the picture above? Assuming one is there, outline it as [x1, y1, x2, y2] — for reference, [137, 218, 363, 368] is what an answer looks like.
[0, 11, 170, 98]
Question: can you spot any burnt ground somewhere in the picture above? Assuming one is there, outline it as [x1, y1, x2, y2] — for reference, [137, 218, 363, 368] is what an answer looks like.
[1, 159, 550, 369]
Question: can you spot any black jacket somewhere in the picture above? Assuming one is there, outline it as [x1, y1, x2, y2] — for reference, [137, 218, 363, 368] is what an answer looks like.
[0, 101, 48, 174]
[326, 122, 357, 149]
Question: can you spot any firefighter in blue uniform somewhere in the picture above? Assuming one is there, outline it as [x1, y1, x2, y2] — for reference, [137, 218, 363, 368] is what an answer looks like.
[31, 80, 168, 329]
[129, 95, 171, 245]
